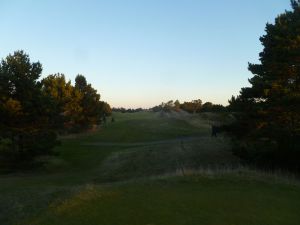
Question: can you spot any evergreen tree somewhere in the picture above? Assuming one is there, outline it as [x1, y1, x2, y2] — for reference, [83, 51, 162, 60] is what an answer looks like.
[75, 74, 105, 129]
[41, 74, 84, 131]
[0, 51, 58, 165]
[229, 1, 300, 170]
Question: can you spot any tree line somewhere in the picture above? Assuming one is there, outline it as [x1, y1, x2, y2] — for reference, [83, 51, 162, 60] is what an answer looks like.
[0, 51, 111, 168]
[112, 107, 144, 113]
[152, 99, 226, 113]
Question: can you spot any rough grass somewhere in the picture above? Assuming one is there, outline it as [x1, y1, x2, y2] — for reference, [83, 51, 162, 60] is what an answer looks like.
[21, 177, 300, 225]
[1, 111, 300, 225]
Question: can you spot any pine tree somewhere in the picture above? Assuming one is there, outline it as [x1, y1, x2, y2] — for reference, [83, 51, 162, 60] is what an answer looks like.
[229, 1, 300, 169]
[0, 51, 58, 166]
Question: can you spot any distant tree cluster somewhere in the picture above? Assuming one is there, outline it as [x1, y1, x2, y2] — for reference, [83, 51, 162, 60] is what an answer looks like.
[112, 107, 144, 113]
[179, 99, 203, 113]
[152, 99, 226, 113]
[0, 51, 111, 168]
[228, 1, 300, 171]
[152, 100, 179, 112]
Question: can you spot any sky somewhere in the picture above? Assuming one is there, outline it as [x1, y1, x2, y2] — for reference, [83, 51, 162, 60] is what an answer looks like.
[0, 0, 292, 108]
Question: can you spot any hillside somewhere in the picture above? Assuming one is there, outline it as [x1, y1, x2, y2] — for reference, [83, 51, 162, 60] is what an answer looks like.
[1, 112, 300, 225]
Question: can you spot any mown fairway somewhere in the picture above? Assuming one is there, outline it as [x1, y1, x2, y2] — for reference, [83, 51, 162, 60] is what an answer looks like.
[1, 112, 300, 225]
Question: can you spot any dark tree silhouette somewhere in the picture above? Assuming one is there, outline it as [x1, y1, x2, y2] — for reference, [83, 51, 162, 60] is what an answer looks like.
[0, 51, 58, 166]
[229, 1, 300, 170]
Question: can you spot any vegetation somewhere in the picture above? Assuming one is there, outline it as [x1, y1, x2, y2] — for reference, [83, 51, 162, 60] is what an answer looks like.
[1, 112, 300, 225]
[112, 107, 144, 113]
[0, 51, 111, 168]
[228, 0, 300, 171]
[0, 51, 58, 167]
[0, 1, 299, 225]
[152, 99, 226, 113]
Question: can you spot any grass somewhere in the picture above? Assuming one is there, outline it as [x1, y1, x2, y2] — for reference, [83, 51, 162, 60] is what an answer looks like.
[21, 177, 300, 225]
[81, 111, 208, 143]
[1, 111, 300, 225]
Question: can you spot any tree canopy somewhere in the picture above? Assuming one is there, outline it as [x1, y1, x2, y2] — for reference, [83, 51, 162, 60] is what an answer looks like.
[0, 51, 111, 168]
[229, 0, 300, 170]
[0, 51, 58, 166]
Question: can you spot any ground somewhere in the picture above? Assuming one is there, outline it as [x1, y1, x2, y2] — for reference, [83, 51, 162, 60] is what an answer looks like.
[1, 111, 300, 225]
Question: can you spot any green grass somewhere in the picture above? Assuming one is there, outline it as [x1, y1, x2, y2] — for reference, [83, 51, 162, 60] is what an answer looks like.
[1, 111, 300, 225]
[81, 111, 208, 143]
[21, 177, 300, 225]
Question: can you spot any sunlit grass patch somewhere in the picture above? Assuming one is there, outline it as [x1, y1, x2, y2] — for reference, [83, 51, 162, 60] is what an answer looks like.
[49, 184, 118, 215]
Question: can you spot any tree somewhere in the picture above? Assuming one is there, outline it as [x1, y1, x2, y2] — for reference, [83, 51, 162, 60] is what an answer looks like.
[174, 100, 180, 111]
[201, 102, 226, 112]
[229, 1, 300, 170]
[180, 99, 203, 113]
[41, 73, 86, 132]
[191, 99, 202, 113]
[75, 74, 107, 129]
[75, 74, 87, 92]
[99, 101, 112, 117]
[0, 51, 58, 166]
[42, 74, 73, 130]
[202, 102, 213, 112]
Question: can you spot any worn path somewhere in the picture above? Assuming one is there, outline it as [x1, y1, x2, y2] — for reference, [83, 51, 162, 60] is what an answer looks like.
[82, 136, 214, 147]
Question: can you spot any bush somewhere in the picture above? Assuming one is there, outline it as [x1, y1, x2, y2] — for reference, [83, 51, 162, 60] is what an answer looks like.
[0, 130, 60, 170]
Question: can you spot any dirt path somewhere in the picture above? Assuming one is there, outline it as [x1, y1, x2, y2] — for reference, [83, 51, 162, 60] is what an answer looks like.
[82, 136, 211, 147]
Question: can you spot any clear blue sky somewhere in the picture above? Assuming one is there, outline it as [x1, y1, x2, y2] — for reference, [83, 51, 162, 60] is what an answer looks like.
[0, 0, 291, 108]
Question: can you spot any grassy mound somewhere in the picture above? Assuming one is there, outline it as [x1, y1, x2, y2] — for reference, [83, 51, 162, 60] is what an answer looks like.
[1, 112, 299, 225]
